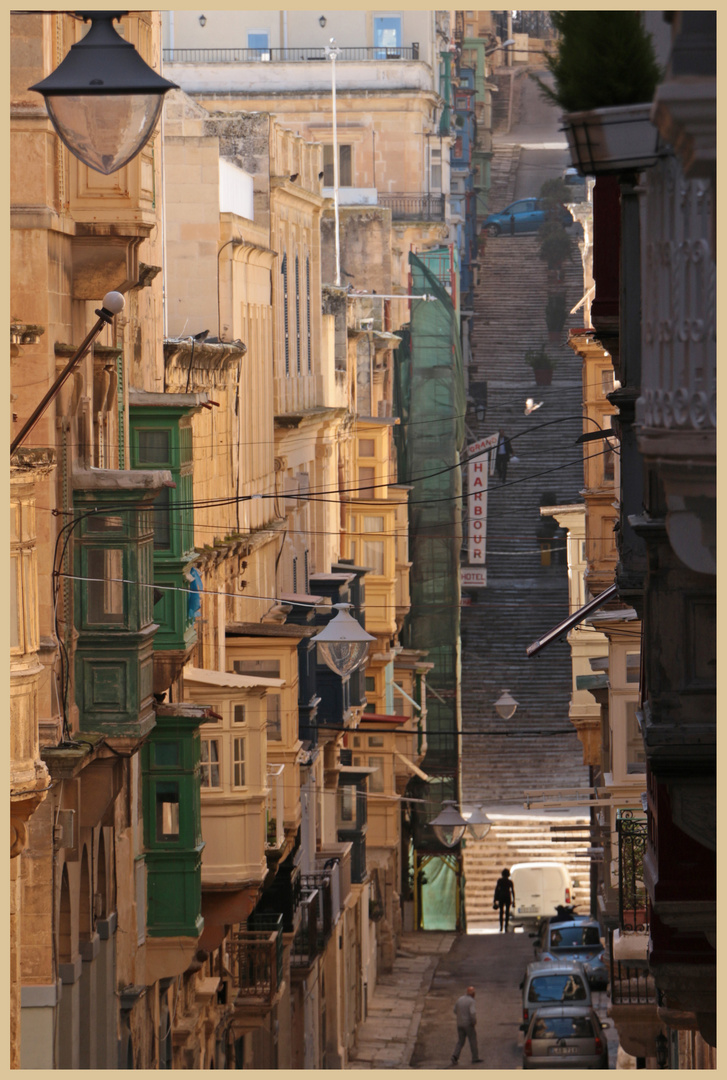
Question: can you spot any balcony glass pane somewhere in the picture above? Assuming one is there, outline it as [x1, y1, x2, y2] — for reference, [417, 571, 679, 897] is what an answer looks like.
[266, 694, 282, 740]
[155, 782, 180, 841]
[201, 739, 221, 787]
[87, 548, 125, 624]
[137, 428, 170, 465]
[10, 555, 20, 650]
[152, 486, 171, 550]
[233, 737, 246, 787]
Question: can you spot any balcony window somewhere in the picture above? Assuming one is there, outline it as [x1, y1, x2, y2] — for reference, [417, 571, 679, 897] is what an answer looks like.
[340, 784, 356, 823]
[233, 737, 246, 788]
[323, 144, 352, 187]
[86, 548, 125, 625]
[626, 701, 646, 773]
[136, 428, 170, 465]
[234, 704, 246, 724]
[234, 658, 281, 678]
[156, 782, 180, 841]
[358, 466, 376, 498]
[368, 756, 384, 792]
[266, 693, 282, 741]
[374, 14, 402, 56]
[200, 739, 222, 788]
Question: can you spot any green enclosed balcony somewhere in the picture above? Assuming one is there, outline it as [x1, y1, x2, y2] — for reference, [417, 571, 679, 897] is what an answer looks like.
[73, 470, 173, 739]
[142, 702, 215, 938]
[129, 391, 207, 693]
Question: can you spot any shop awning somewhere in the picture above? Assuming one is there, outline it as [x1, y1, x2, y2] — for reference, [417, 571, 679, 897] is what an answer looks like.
[526, 583, 618, 657]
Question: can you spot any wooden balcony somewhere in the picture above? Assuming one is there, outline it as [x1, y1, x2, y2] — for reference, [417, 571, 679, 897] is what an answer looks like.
[230, 924, 283, 1008]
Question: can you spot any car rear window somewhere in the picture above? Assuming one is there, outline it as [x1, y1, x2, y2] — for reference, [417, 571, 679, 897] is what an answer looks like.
[528, 974, 587, 1003]
[549, 925, 601, 948]
[531, 1016, 595, 1040]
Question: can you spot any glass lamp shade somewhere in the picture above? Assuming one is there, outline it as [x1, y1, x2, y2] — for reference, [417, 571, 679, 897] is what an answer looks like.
[312, 603, 375, 677]
[44, 92, 165, 174]
[29, 12, 178, 175]
[430, 800, 467, 848]
[463, 805, 492, 841]
[495, 689, 518, 720]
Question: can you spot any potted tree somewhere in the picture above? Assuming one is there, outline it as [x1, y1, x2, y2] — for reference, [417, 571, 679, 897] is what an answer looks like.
[545, 292, 568, 344]
[537, 12, 664, 175]
[538, 222, 572, 274]
[525, 343, 557, 387]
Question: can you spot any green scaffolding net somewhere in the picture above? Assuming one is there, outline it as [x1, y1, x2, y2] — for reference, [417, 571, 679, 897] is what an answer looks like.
[395, 251, 466, 926]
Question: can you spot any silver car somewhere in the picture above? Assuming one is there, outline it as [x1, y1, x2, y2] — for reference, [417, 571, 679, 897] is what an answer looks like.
[523, 1004, 609, 1069]
[519, 960, 591, 1031]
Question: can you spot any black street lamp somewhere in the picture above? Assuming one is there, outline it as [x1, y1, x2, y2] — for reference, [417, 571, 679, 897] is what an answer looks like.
[29, 11, 178, 175]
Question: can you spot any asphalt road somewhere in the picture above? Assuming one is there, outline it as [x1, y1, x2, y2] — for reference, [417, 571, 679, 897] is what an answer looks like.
[494, 69, 572, 205]
[409, 929, 619, 1069]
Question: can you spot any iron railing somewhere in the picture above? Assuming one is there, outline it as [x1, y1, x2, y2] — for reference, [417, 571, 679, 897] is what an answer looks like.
[290, 889, 319, 968]
[163, 45, 420, 65]
[230, 925, 283, 1005]
[617, 810, 650, 932]
[608, 930, 656, 1005]
[378, 193, 446, 222]
[302, 872, 334, 945]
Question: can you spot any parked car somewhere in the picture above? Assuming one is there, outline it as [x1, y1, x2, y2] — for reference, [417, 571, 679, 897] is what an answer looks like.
[536, 919, 609, 990]
[510, 862, 575, 928]
[482, 198, 573, 236]
[520, 960, 592, 1031]
[562, 167, 588, 201]
[523, 1004, 609, 1069]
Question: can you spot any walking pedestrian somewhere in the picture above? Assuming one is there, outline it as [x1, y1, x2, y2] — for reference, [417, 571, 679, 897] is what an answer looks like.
[450, 986, 483, 1066]
[494, 429, 512, 482]
[493, 868, 516, 931]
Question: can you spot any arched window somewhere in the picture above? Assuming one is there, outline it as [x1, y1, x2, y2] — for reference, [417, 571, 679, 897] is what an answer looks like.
[306, 255, 312, 372]
[295, 254, 301, 374]
[281, 252, 289, 376]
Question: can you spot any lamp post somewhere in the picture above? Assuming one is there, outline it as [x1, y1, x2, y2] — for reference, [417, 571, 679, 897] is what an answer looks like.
[11, 291, 125, 455]
[324, 38, 342, 287]
[429, 800, 467, 848]
[30, 11, 178, 175]
[312, 603, 375, 677]
[462, 805, 492, 841]
[494, 689, 518, 720]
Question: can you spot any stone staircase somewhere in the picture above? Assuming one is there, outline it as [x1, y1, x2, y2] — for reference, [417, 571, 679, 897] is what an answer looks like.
[460, 145, 592, 928]
[462, 814, 592, 927]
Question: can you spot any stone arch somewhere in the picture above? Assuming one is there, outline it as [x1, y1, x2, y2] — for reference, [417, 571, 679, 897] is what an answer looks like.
[58, 864, 73, 964]
[79, 845, 92, 943]
[96, 828, 108, 921]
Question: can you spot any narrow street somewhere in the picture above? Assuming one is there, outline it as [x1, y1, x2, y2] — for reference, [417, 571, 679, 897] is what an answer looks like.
[350, 930, 620, 1070]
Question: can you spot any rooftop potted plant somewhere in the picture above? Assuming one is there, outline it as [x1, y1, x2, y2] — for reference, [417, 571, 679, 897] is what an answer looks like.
[537, 11, 664, 175]
[525, 343, 557, 387]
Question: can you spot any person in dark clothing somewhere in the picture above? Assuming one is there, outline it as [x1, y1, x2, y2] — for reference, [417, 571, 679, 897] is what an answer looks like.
[493, 868, 516, 931]
[494, 429, 512, 482]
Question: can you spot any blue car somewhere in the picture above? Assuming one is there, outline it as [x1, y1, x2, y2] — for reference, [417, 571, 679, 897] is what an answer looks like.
[536, 920, 609, 990]
[482, 197, 573, 237]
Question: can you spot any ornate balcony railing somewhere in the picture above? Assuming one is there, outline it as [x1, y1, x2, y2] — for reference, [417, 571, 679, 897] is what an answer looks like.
[230, 925, 283, 1005]
[163, 45, 420, 64]
[638, 154, 716, 436]
[290, 889, 319, 968]
[608, 931, 656, 1005]
[378, 193, 446, 222]
[617, 810, 649, 932]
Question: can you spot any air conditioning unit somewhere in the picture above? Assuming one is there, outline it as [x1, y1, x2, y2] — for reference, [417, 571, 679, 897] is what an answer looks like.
[358, 318, 374, 331]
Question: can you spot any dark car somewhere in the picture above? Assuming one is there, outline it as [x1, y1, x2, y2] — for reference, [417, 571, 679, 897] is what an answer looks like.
[536, 920, 609, 990]
[482, 198, 573, 237]
[562, 167, 588, 201]
[523, 1004, 609, 1069]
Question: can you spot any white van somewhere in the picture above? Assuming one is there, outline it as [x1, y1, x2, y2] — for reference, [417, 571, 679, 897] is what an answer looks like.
[510, 862, 574, 927]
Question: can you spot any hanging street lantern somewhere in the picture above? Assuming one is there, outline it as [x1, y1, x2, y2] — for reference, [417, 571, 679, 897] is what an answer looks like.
[495, 689, 519, 720]
[29, 11, 178, 175]
[311, 603, 375, 677]
[462, 805, 492, 841]
[429, 800, 467, 848]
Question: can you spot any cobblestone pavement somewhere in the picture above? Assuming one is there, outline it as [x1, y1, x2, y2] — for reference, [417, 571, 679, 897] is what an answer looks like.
[347, 933, 456, 1069]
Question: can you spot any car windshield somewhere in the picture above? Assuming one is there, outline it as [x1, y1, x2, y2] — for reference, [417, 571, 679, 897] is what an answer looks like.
[531, 1016, 595, 1040]
[549, 925, 601, 948]
[528, 974, 587, 1003]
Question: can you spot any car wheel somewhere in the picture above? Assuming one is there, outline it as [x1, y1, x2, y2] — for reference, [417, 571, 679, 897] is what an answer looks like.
[485, 223, 501, 237]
